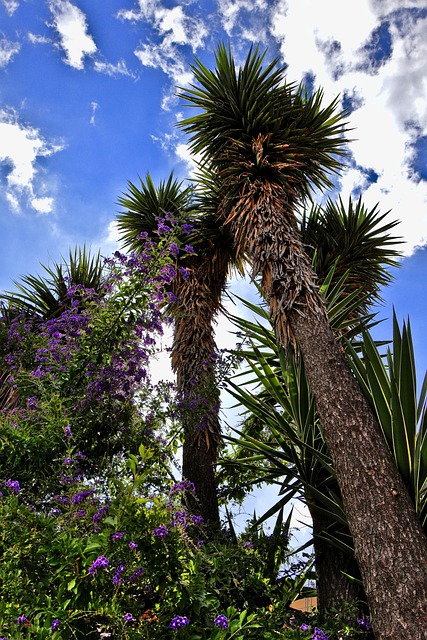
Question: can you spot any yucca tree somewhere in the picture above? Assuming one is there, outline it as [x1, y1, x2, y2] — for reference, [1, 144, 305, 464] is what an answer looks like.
[1, 246, 105, 320]
[117, 172, 242, 525]
[178, 44, 427, 638]
[300, 196, 400, 311]
[223, 196, 402, 617]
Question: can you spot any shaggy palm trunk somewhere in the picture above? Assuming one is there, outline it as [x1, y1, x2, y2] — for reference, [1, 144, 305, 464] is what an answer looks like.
[172, 267, 221, 526]
[229, 187, 427, 639]
[309, 505, 367, 620]
[289, 305, 427, 639]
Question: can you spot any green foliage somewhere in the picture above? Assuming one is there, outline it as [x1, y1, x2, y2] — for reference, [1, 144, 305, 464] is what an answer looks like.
[345, 312, 427, 531]
[0, 238, 180, 497]
[0, 445, 315, 639]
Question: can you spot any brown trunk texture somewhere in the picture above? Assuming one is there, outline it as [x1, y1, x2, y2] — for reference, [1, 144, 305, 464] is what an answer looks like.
[309, 504, 367, 619]
[182, 437, 219, 525]
[290, 305, 427, 639]
[172, 263, 222, 526]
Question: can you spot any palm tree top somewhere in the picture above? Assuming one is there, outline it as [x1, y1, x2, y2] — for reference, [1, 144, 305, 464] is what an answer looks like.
[1, 246, 105, 320]
[300, 195, 402, 309]
[177, 43, 350, 200]
[116, 172, 195, 251]
[116, 170, 244, 283]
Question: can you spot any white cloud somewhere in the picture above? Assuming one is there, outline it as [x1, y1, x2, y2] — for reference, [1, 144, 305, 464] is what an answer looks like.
[267, 0, 427, 253]
[49, 0, 97, 70]
[118, 1, 207, 51]
[118, 0, 207, 93]
[0, 37, 20, 67]
[28, 33, 51, 45]
[31, 196, 54, 214]
[216, 0, 270, 41]
[89, 101, 98, 126]
[1, 0, 19, 15]
[94, 58, 137, 79]
[135, 42, 193, 87]
[0, 108, 63, 214]
[175, 142, 199, 172]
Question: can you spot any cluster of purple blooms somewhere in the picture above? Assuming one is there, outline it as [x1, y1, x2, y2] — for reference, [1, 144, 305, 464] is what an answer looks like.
[89, 555, 109, 575]
[112, 562, 126, 586]
[153, 525, 169, 538]
[357, 616, 372, 631]
[311, 627, 329, 640]
[214, 614, 229, 629]
[5, 479, 20, 493]
[169, 615, 190, 629]
[169, 480, 196, 494]
[1, 219, 189, 445]
[51, 619, 61, 631]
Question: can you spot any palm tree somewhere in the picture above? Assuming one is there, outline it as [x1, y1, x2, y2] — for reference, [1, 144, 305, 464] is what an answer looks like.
[224, 196, 401, 617]
[117, 172, 242, 525]
[1, 245, 105, 319]
[178, 44, 427, 638]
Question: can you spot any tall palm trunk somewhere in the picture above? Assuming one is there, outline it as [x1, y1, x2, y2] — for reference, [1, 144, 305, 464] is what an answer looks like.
[308, 504, 366, 618]
[227, 183, 427, 639]
[171, 261, 222, 526]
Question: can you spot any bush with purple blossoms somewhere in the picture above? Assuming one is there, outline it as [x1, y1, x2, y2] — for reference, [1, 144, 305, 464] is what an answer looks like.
[0, 217, 375, 639]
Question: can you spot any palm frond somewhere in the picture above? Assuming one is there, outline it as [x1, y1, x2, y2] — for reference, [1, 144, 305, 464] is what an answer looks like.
[116, 172, 194, 250]
[1, 246, 105, 320]
[345, 312, 427, 530]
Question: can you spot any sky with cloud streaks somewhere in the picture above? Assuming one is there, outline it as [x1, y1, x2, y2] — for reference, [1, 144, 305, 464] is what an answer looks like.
[1, 1, 427, 430]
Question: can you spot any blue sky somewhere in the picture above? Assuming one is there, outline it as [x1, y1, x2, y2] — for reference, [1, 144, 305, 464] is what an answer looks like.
[1, 0, 427, 525]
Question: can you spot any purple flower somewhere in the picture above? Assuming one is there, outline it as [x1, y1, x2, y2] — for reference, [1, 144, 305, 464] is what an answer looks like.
[112, 563, 126, 586]
[64, 426, 72, 438]
[5, 479, 20, 493]
[128, 540, 138, 549]
[170, 481, 196, 494]
[214, 614, 229, 629]
[170, 510, 188, 528]
[181, 223, 193, 235]
[129, 566, 144, 582]
[167, 291, 179, 303]
[184, 244, 194, 253]
[153, 525, 168, 538]
[300, 623, 309, 631]
[157, 221, 171, 235]
[51, 619, 61, 631]
[169, 616, 189, 629]
[243, 541, 253, 549]
[179, 266, 189, 280]
[93, 504, 109, 523]
[76, 509, 86, 518]
[312, 628, 329, 640]
[71, 489, 94, 505]
[169, 243, 180, 256]
[123, 613, 133, 623]
[17, 615, 28, 625]
[357, 616, 372, 631]
[89, 555, 109, 575]
[110, 531, 125, 541]
[191, 515, 204, 526]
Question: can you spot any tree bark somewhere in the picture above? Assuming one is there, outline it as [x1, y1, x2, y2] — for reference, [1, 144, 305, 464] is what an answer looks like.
[172, 264, 222, 526]
[309, 504, 367, 619]
[290, 305, 427, 639]
[182, 435, 219, 525]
